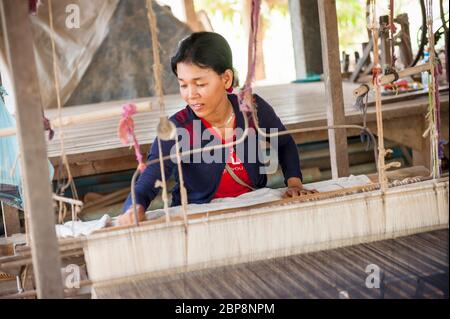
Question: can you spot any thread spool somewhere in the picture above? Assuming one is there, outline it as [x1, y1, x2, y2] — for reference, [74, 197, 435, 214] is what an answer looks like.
[157, 117, 176, 141]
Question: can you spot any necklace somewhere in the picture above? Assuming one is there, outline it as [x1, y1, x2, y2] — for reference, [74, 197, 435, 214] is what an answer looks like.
[215, 109, 235, 128]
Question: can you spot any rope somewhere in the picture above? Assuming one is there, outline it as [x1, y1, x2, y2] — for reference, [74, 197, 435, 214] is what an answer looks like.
[147, 0, 173, 223]
[127, 0, 178, 225]
[129, 113, 251, 226]
[156, 137, 170, 223]
[353, 84, 377, 163]
[369, 0, 390, 191]
[244, 0, 379, 177]
[145, 0, 172, 223]
[424, 0, 441, 178]
[128, 0, 380, 227]
[145, 0, 165, 116]
[388, 0, 397, 69]
[238, 0, 261, 115]
[175, 137, 189, 236]
[435, 64, 444, 163]
[140, 124, 378, 179]
[48, 0, 79, 204]
[134, 0, 379, 192]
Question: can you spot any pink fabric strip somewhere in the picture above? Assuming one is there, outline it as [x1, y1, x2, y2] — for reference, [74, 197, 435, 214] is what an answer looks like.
[118, 103, 147, 172]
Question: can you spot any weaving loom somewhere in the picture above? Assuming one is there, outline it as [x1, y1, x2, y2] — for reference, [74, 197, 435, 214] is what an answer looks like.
[90, 229, 448, 299]
[82, 0, 448, 296]
[0, 0, 448, 299]
[83, 176, 448, 294]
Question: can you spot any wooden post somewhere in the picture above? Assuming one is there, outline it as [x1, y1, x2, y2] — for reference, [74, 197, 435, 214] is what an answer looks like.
[1, 202, 21, 236]
[395, 13, 413, 68]
[413, 128, 431, 170]
[317, 0, 349, 178]
[288, 0, 323, 79]
[0, 0, 63, 298]
[181, 0, 203, 32]
[379, 15, 391, 69]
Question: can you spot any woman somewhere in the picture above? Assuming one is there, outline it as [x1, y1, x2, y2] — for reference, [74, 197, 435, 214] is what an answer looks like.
[118, 32, 313, 226]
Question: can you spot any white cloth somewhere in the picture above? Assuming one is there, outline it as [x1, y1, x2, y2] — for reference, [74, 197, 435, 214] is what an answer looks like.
[55, 214, 111, 238]
[62, 175, 372, 236]
[143, 175, 372, 221]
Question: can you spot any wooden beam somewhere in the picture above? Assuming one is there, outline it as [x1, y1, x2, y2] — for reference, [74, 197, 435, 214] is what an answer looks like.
[0, 0, 63, 298]
[1, 202, 21, 237]
[181, 0, 202, 31]
[353, 63, 432, 97]
[317, 0, 349, 178]
[0, 101, 152, 138]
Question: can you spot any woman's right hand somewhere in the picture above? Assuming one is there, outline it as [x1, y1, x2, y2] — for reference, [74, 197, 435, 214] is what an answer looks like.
[117, 205, 146, 226]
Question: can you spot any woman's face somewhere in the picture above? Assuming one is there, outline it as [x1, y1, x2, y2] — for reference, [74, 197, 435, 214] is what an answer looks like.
[176, 62, 232, 119]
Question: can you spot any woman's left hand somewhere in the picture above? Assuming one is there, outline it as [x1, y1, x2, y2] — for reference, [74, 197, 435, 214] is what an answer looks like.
[283, 186, 318, 198]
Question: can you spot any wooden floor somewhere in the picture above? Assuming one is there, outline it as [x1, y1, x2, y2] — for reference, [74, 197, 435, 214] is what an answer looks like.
[93, 229, 449, 299]
[45, 83, 449, 178]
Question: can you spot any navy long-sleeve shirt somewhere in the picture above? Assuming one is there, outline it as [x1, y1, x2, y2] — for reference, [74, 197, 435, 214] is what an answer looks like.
[123, 94, 302, 212]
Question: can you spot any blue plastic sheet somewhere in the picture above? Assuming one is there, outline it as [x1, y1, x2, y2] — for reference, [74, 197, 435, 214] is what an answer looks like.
[0, 86, 54, 209]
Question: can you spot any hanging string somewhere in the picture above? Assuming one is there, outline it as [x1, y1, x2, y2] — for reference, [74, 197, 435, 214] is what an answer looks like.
[354, 2, 381, 167]
[155, 137, 170, 223]
[129, 0, 382, 223]
[369, 0, 393, 191]
[48, 0, 79, 205]
[435, 63, 444, 165]
[243, 0, 379, 177]
[238, 0, 261, 116]
[146, 0, 165, 116]
[353, 84, 377, 163]
[384, 0, 399, 94]
[388, 0, 397, 69]
[118, 103, 147, 173]
[174, 138, 188, 233]
[423, 0, 441, 178]
[141, 0, 178, 224]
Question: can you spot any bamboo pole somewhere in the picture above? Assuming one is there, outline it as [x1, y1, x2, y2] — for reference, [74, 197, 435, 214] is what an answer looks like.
[52, 194, 84, 207]
[318, 0, 350, 178]
[0, 0, 64, 298]
[0, 101, 152, 138]
[353, 63, 432, 97]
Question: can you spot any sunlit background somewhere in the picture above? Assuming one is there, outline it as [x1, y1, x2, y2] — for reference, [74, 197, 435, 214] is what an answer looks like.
[158, 0, 448, 85]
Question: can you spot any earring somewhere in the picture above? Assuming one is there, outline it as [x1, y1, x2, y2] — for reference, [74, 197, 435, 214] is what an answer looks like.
[226, 87, 233, 93]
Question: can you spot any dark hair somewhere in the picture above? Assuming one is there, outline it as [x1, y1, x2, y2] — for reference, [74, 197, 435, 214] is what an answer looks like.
[170, 32, 238, 87]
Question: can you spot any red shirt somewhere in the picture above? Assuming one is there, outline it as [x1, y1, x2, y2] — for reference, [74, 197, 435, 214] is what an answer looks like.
[200, 117, 253, 199]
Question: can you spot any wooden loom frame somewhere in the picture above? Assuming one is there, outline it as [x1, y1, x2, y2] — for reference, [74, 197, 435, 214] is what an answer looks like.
[0, 0, 447, 298]
[84, 177, 448, 288]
